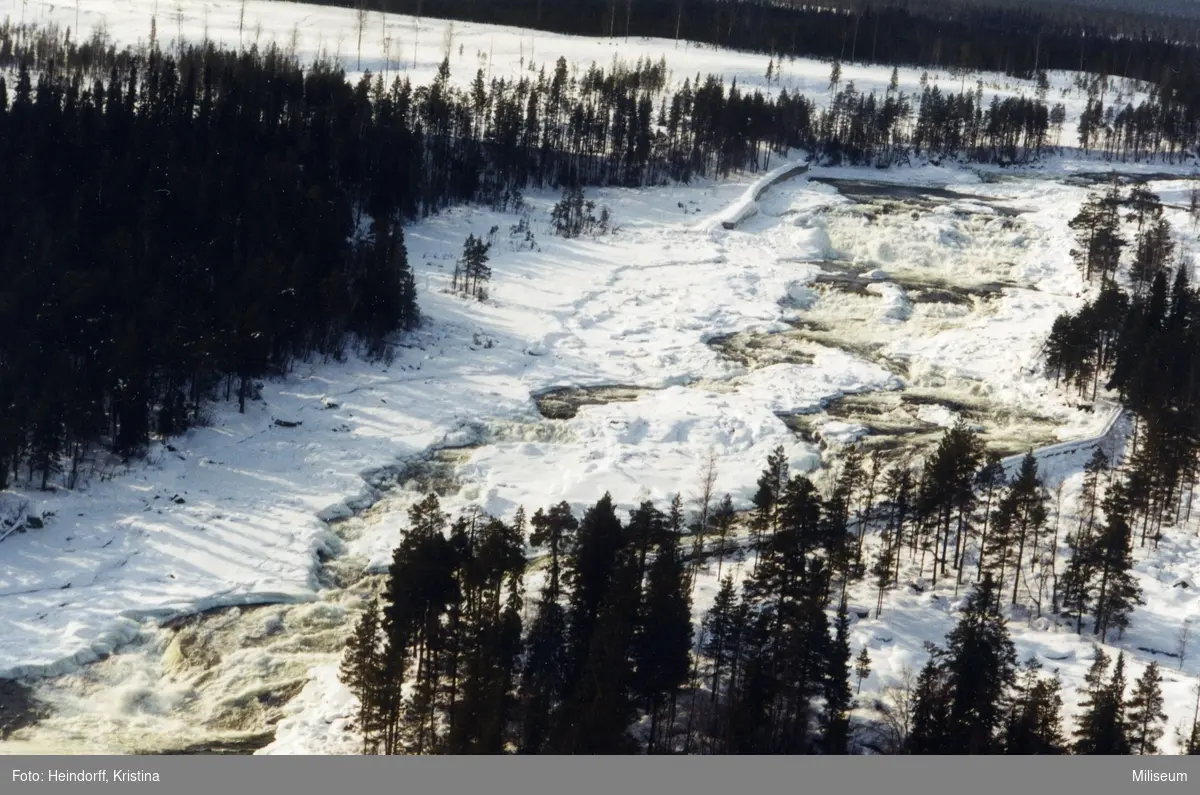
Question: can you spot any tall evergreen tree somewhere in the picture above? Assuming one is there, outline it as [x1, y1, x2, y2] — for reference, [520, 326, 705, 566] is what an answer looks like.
[939, 574, 1018, 753]
[1074, 648, 1131, 755]
[1126, 661, 1167, 755]
[1002, 657, 1066, 754]
[822, 599, 854, 754]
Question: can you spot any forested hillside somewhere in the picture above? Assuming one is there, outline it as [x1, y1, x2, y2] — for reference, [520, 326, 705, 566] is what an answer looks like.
[0, 20, 1082, 491]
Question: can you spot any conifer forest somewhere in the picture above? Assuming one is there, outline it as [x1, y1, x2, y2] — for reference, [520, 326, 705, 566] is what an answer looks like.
[6, 0, 1200, 758]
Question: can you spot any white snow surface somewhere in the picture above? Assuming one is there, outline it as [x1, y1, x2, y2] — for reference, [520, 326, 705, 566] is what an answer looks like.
[8, 0, 1172, 156]
[2, 0, 1200, 755]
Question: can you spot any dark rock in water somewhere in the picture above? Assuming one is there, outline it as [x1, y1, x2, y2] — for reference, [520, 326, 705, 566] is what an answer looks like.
[25, 515, 44, 529]
[1174, 579, 1192, 589]
[533, 385, 650, 420]
[0, 680, 45, 740]
[150, 732, 277, 755]
[274, 418, 302, 428]
[173, 496, 186, 505]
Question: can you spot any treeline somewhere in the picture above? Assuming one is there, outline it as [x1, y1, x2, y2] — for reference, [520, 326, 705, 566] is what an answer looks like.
[0, 26, 787, 492]
[0, 23, 1082, 492]
[273, 0, 1200, 162]
[1047, 183, 1200, 552]
[287, 0, 1200, 84]
[0, 39, 423, 491]
[826, 73, 1051, 165]
[339, 424, 1167, 754]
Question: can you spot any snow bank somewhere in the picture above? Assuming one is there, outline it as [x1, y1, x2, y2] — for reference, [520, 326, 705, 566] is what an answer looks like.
[259, 664, 361, 756]
[867, 282, 913, 323]
[705, 160, 811, 231]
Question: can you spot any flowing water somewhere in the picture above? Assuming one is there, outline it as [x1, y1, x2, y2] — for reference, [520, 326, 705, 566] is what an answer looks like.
[3, 173, 1088, 753]
[1, 493, 392, 754]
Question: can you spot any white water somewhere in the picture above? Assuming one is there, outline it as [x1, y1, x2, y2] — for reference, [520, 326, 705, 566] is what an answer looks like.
[4, 169, 1136, 754]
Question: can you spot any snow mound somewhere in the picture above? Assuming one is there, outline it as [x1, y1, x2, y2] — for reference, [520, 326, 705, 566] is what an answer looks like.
[784, 282, 820, 309]
[867, 282, 913, 322]
[816, 421, 870, 447]
[915, 404, 962, 428]
[258, 664, 360, 756]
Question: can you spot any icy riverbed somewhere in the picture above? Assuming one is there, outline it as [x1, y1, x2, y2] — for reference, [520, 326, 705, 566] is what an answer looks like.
[6, 156, 1178, 753]
[4, 0, 1200, 751]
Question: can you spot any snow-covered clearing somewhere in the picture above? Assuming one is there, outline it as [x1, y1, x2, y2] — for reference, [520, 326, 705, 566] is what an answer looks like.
[2, 0, 1200, 755]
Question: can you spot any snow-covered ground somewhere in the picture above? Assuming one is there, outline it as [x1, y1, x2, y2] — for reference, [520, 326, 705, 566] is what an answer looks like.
[2, 0, 1200, 755]
[8, 0, 1172, 153]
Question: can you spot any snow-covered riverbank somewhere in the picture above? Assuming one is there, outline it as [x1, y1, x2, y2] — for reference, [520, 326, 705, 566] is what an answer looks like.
[4, 0, 1200, 754]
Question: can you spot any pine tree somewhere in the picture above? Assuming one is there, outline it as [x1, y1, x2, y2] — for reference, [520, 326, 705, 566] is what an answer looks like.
[564, 493, 626, 680]
[822, 599, 854, 754]
[999, 453, 1049, 607]
[940, 574, 1018, 753]
[701, 575, 740, 711]
[454, 233, 492, 299]
[855, 646, 872, 695]
[1074, 648, 1131, 754]
[1184, 685, 1200, 754]
[973, 453, 1005, 582]
[340, 596, 383, 753]
[632, 505, 693, 753]
[1093, 479, 1142, 642]
[1003, 657, 1066, 754]
[907, 650, 952, 754]
[519, 506, 574, 753]
[1126, 661, 1167, 755]
[750, 445, 790, 555]
[710, 494, 737, 581]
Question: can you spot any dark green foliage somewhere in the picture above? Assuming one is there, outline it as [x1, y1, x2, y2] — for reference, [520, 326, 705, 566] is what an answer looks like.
[517, 504, 578, 753]
[1074, 648, 1132, 755]
[340, 596, 383, 753]
[854, 646, 872, 695]
[1003, 658, 1066, 754]
[822, 599, 854, 754]
[1126, 661, 1167, 755]
[907, 652, 952, 754]
[917, 422, 983, 588]
[987, 453, 1049, 607]
[632, 504, 693, 752]
[940, 574, 1019, 753]
[1092, 481, 1142, 642]
[453, 234, 492, 299]
[0, 40, 430, 481]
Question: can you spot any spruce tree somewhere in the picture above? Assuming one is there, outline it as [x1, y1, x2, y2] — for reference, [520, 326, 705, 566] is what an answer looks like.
[822, 599, 854, 754]
[907, 650, 952, 754]
[518, 503, 578, 752]
[340, 596, 383, 753]
[1003, 657, 1066, 754]
[701, 575, 740, 712]
[1126, 661, 1167, 755]
[940, 574, 1018, 753]
[632, 506, 693, 753]
[1074, 649, 1131, 754]
[1093, 479, 1142, 642]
